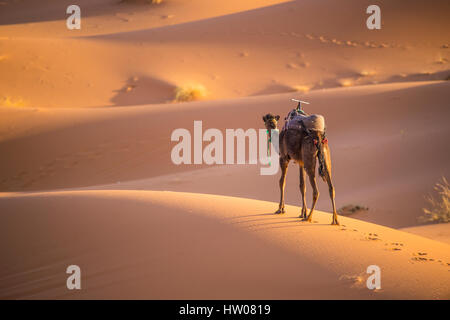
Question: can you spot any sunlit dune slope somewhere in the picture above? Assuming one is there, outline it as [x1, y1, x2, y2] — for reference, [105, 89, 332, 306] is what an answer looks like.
[0, 190, 449, 299]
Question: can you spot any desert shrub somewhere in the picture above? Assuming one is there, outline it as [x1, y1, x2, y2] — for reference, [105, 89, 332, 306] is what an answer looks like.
[290, 85, 311, 93]
[0, 96, 26, 107]
[338, 204, 368, 215]
[420, 177, 450, 223]
[338, 78, 353, 87]
[174, 84, 207, 102]
[359, 70, 376, 77]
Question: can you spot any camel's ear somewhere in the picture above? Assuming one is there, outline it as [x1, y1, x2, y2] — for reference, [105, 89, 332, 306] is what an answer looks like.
[275, 115, 280, 121]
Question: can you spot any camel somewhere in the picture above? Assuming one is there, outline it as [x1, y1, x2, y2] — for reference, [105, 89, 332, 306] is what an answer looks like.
[262, 112, 339, 225]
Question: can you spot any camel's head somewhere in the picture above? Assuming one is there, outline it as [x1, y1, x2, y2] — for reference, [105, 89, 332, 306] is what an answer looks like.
[262, 113, 280, 131]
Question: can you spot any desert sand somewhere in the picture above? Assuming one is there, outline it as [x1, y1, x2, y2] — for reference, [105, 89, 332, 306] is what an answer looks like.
[1, 190, 449, 299]
[0, 0, 449, 299]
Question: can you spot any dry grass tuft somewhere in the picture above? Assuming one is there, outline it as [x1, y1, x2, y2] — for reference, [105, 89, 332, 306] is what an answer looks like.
[338, 204, 368, 215]
[435, 54, 448, 65]
[359, 70, 376, 77]
[338, 78, 354, 87]
[420, 177, 450, 223]
[0, 96, 26, 107]
[290, 85, 311, 93]
[174, 84, 207, 102]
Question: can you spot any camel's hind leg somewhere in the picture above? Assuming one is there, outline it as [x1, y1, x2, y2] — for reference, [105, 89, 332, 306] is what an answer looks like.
[302, 142, 319, 222]
[326, 175, 339, 225]
[299, 165, 307, 219]
[323, 145, 339, 225]
[276, 158, 289, 214]
[305, 173, 319, 222]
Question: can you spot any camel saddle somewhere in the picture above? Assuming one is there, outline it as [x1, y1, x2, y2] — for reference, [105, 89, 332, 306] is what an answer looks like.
[282, 110, 325, 132]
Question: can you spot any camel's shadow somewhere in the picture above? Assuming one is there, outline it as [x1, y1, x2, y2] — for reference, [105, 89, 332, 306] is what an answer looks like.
[226, 211, 330, 229]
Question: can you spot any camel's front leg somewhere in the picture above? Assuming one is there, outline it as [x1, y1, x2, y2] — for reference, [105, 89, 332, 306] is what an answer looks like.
[276, 158, 289, 214]
[299, 166, 307, 219]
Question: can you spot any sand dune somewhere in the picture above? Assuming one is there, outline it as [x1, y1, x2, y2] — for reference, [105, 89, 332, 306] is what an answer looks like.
[1, 0, 449, 108]
[0, 0, 289, 37]
[1, 81, 449, 229]
[401, 224, 450, 245]
[0, 0, 449, 300]
[0, 190, 449, 299]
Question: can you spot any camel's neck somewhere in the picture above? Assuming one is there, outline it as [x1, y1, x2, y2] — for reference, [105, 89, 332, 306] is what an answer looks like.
[266, 126, 279, 141]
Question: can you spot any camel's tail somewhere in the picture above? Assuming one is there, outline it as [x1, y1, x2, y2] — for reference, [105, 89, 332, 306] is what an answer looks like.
[314, 131, 329, 182]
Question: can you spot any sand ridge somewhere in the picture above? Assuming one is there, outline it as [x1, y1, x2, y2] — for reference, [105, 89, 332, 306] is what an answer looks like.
[0, 0, 449, 300]
[1, 0, 449, 108]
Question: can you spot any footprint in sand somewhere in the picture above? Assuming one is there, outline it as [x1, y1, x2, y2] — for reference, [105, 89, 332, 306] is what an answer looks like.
[362, 232, 381, 241]
[411, 253, 449, 267]
[286, 62, 299, 69]
[411, 252, 431, 262]
[386, 242, 403, 251]
[299, 61, 310, 68]
[412, 256, 428, 262]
